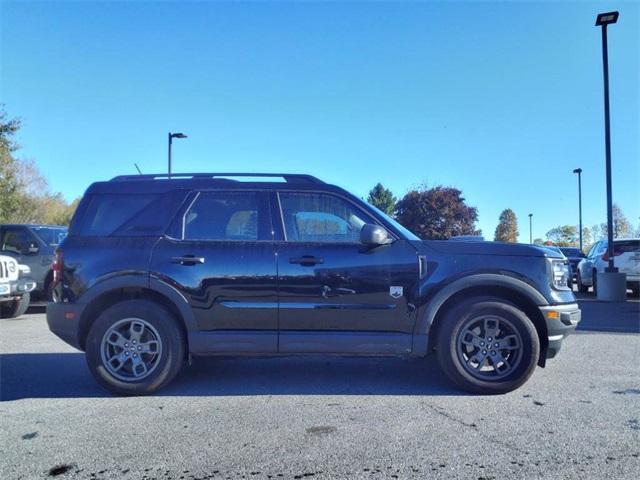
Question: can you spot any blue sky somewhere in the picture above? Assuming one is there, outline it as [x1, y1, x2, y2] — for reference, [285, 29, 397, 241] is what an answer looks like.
[2, 1, 638, 242]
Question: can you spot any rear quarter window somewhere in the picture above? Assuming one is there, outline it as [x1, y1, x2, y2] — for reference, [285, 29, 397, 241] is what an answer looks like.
[76, 191, 187, 237]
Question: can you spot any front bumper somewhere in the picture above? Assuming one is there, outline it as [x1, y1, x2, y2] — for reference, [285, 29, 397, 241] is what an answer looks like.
[0, 277, 37, 301]
[539, 303, 581, 359]
[46, 302, 85, 351]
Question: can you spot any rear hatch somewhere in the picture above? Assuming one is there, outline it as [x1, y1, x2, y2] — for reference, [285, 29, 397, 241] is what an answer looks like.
[611, 240, 640, 276]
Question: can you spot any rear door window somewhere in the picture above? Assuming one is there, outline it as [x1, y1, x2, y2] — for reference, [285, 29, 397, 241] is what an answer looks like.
[182, 191, 271, 241]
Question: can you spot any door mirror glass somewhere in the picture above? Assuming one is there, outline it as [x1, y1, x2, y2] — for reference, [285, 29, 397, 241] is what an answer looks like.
[360, 224, 392, 246]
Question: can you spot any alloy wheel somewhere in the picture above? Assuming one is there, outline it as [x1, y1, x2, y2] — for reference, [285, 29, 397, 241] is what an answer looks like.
[456, 314, 524, 380]
[100, 318, 163, 381]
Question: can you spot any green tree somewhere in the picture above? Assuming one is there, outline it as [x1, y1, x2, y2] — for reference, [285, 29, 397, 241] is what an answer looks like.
[494, 209, 519, 242]
[367, 183, 396, 216]
[0, 106, 78, 226]
[545, 225, 578, 246]
[395, 184, 480, 240]
[0, 107, 22, 222]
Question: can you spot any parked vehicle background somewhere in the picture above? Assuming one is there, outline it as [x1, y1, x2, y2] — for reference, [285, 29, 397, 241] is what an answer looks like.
[576, 238, 640, 295]
[0, 224, 68, 300]
[0, 254, 37, 318]
[559, 247, 586, 285]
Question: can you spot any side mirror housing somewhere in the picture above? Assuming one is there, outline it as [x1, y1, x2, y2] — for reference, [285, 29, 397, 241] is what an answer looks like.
[361, 224, 392, 246]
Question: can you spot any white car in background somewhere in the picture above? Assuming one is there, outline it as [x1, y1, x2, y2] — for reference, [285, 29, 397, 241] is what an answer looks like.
[0, 254, 36, 318]
[576, 238, 640, 296]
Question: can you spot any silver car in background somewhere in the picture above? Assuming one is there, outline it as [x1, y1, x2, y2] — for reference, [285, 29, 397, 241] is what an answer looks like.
[576, 238, 640, 296]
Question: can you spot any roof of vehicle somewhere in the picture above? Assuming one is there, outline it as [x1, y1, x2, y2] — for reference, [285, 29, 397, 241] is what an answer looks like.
[85, 173, 351, 196]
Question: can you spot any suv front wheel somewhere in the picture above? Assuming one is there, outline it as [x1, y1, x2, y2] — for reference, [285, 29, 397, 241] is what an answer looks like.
[436, 298, 540, 394]
[86, 299, 185, 395]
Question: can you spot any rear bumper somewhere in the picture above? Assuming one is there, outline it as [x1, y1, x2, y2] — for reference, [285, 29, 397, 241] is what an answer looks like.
[46, 302, 85, 351]
[539, 303, 581, 359]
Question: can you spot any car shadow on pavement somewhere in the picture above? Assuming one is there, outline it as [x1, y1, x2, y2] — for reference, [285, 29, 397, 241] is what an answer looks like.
[0, 353, 463, 401]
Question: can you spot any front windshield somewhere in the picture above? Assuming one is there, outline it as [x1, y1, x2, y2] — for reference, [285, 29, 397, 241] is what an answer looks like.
[367, 204, 420, 241]
[32, 227, 68, 246]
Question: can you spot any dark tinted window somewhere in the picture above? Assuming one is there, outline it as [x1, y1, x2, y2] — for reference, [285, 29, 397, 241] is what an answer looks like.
[78, 194, 158, 236]
[560, 248, 582, 256]
[613, 240, 640, 254]
[1, 228, 36, 254]
[279, 192, 373, 243]
[32, 227, 67, 246]
[183, 191, 270, 241]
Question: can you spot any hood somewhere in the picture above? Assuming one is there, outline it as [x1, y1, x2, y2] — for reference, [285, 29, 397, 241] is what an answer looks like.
[414, 240, 564, 258]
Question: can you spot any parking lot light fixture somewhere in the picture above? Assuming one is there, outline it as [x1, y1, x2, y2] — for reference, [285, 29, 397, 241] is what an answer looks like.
[573, 168, 583, 251]
[528, 213, 533, 244]
[595, 12, 618, 272]
[168, 132, 188, 178]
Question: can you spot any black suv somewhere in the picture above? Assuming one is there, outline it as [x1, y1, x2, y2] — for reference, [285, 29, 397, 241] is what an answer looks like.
[47, 173, 581, 395]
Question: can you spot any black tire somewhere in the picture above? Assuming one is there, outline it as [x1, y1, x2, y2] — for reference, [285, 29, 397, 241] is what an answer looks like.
[85, 299, 185, 396]
[592, 270, 598, 295]
[576, 271, 589, 293]
[436, 297, 540, 395]
[0, 293, 30, 319]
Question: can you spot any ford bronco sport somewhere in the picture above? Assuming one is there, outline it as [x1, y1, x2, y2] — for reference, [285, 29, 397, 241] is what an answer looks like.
[47, 173, 581, 395]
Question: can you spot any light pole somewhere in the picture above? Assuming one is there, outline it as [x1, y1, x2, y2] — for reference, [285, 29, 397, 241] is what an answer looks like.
[573, 168, 583, 251]
[528, 213, 533, 244]
[168, 132, 187, 178]
[595, 11, 626, 301]
[595, 11, 618, 272]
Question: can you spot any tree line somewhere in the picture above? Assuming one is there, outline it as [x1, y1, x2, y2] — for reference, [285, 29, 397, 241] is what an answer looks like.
[1, 107, 79, 225]
[368, 183, 639, 249]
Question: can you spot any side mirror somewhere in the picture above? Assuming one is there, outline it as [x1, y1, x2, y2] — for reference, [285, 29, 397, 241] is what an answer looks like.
[361, 224, 392, 246]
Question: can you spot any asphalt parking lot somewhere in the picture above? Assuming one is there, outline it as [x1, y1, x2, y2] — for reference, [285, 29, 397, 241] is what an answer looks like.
[1, 295, 638, 480]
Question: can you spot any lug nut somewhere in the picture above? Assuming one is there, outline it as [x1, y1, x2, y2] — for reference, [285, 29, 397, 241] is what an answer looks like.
[482, 350, 487, 355]
[480, 342, 485, 346]
[494, 343, 499, 347]
[138, 346, 142, 350]
[125, 352, 129, 356]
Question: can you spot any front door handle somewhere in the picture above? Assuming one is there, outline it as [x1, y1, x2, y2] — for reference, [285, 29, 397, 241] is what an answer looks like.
[289, 255, 324, 266]
[171, 255, 205, 266]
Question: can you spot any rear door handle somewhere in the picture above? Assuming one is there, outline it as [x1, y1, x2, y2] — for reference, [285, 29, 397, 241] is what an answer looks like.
[289, 255, 324, 266]
[171, 255, 205, 265]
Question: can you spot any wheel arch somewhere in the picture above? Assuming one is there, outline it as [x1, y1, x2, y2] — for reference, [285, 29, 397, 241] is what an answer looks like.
[77, 275, 196, 351]
[415, 274, 549, 367]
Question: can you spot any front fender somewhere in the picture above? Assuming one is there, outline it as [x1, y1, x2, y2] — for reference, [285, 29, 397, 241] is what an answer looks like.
[411, 273, 548, 356]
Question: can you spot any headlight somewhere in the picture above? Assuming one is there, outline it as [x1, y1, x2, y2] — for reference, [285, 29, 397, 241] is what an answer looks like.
[549, 259, 570, 290]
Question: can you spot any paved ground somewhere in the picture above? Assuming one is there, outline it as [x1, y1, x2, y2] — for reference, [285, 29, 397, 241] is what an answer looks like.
[1, 297, 638, 480]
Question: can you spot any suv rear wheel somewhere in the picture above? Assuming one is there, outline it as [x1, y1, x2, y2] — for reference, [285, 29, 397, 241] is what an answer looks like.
[436, 297, 540, 394]
[86, 299, 185, 395]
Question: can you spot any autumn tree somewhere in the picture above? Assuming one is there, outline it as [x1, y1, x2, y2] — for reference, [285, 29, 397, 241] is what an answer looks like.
[545, 225, 578, 246]
[367, 183, 396, 216]
[395, 185, 480, 240]
[0, 106, 78, 225]
[494, 209, 519, 242]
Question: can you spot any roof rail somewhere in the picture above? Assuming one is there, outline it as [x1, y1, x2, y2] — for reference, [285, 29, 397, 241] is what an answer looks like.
[110, 173, 324, 184]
